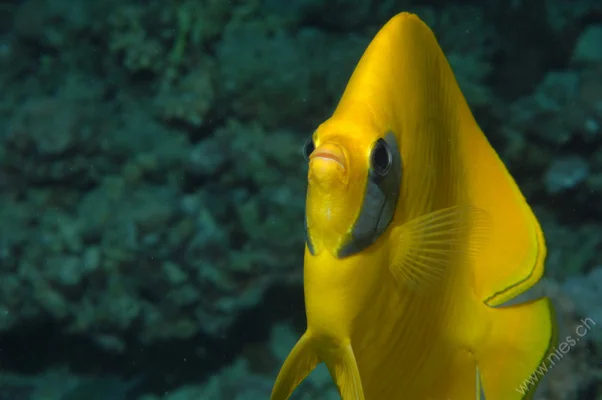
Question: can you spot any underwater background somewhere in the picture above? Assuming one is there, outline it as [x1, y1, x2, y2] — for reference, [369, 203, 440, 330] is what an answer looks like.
[0, 0, 601, 398]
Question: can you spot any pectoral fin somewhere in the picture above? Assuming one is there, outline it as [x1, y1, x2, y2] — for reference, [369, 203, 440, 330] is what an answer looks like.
[271, 332, 319, 400]
[390, 205, 491, 289]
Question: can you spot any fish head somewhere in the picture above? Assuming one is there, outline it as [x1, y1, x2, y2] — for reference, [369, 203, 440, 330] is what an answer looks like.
[304, 118, 402, 256]
[302, 117, 402, 339]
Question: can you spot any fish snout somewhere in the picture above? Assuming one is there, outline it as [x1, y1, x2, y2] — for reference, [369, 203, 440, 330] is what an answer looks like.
[308, 142, 349, 189]
[309, 143, 347, 171]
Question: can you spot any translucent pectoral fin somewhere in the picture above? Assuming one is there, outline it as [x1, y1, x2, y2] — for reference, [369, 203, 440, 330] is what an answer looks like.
[390, 205, 491, 289]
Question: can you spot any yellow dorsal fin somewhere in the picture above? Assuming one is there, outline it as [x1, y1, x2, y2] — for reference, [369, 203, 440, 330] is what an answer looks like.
[416, 14, 546, 306]
[456, 101, 546, 306]
[332, 12, 544, 305]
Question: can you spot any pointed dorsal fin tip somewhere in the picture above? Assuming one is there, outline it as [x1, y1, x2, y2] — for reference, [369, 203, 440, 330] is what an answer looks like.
[385, 12, 437, 42]
[389, 12, 426, 26]
[334, 11, 460, 127]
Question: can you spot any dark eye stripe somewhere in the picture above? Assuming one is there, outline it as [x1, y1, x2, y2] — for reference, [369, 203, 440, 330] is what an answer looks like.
[337, 131, 402, 258]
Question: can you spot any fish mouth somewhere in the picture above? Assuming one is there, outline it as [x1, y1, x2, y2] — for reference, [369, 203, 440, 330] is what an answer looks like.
[309, 143, 346, 170]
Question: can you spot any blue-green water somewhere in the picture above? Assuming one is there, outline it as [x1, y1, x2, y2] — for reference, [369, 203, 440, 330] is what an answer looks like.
[0, 0, 601, 398]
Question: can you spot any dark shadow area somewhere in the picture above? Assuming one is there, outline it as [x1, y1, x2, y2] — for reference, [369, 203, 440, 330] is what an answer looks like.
[0, 281, 305, 397]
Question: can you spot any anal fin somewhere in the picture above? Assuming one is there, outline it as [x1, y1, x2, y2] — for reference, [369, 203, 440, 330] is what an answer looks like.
[477, 297, 557, 400]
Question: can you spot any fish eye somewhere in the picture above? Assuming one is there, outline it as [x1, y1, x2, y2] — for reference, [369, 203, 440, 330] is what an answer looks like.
[371, 138, 392, 177]
[303, 137, 315, 161]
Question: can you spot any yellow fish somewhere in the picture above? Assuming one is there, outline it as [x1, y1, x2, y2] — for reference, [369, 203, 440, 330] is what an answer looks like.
[270, 12, 557, 400]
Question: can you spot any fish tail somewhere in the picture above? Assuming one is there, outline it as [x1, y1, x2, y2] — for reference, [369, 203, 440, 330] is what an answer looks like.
[271, 332, 319, 400]
[324, 343, 365, 400]
[476, 297, 557, 400]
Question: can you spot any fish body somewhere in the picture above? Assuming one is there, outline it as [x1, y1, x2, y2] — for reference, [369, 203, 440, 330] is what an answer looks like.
[272, 12, 557, 400]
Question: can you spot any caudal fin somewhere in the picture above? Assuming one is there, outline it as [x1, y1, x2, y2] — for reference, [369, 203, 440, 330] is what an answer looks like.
[477, 297, 557, 400]
[271, 332, 319, 400]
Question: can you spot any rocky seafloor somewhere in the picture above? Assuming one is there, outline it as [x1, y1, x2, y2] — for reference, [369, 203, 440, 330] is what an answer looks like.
[0, 0, 601, 399]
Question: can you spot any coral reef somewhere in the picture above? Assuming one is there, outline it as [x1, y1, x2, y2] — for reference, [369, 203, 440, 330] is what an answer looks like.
[0, 0, 601, 398]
